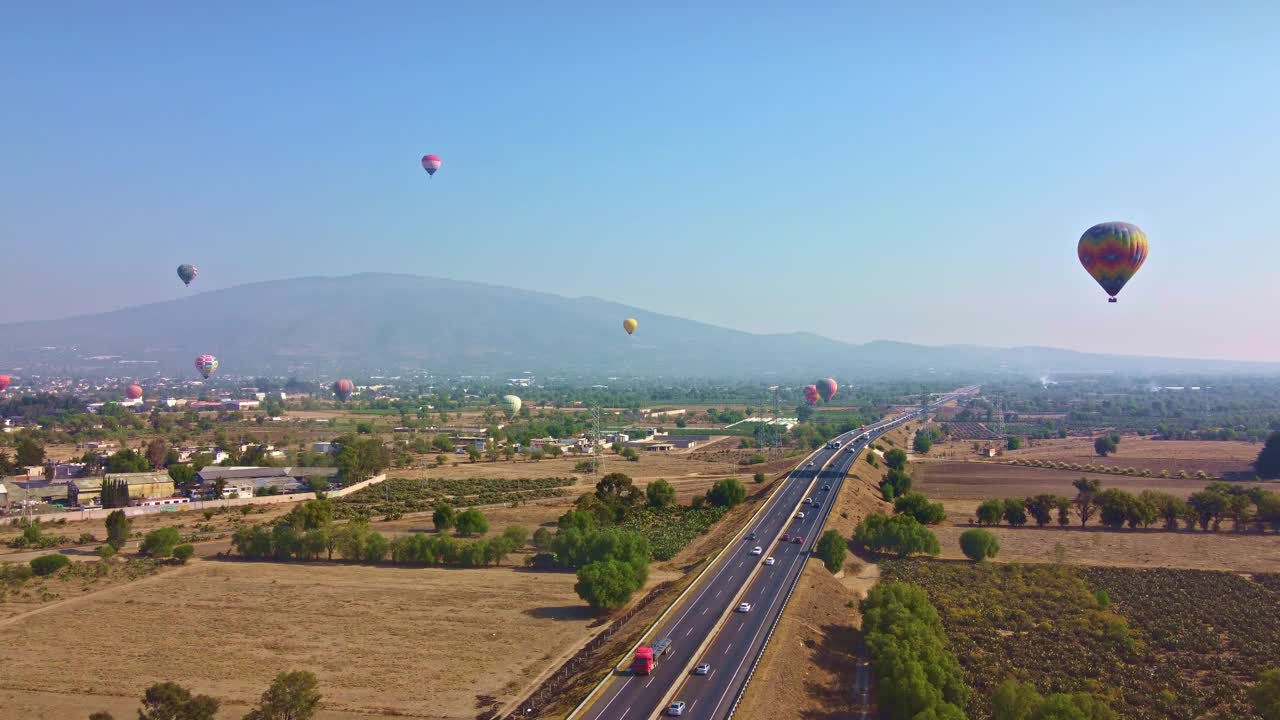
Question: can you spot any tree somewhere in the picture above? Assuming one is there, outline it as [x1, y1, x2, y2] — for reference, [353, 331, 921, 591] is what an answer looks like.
[1007, 436, 1024, 451]
[1094, 436, 1118, 457]
[101, 478, 131, 509]
[454, 508, 489, 537]
[432, 434, 454, 453]
[168, 464, 198, 494]
[861, 583, 969, 719]
[105, 509, 131, 550]
[1025, 495, 1060, 527]
[284, 499, 333, 531]
[1256, 433, 1280, 479]
[1093, 488, 1136, 529]
[913, 433, 934, 454]
[707, 478, 747, 508]
[854, 513, 940, 557]
[1072, 478, 1102, 527]
[646, 479, 676, 509]
[1249, 668, 1280, 720]
[30, 553, 70, 576]
[467, 447, 481, 463]
[432, 504, 455, 532]
[977, 499, 1005, 526]
[595, 473, 643, 516]
[893, 493, 946, 525]
[1002, 498, 1028, 527]
[173, 544, 195, 564]
[106, 448, 150, 473]
[1187, 490, 1229, 531]
[882, 468, 913, 498]
[575, 559, 643, 612]
[992, 679, 1042, 720]
[815, 529, 846, 573]
[89, 713, 115, 720]
[796, 404, 815, 423]
[959, 529, 1000, 561]
[15, 436, 45, 467]
[146, 439, 170, 469]
[243, 670, 322, 720]
[334, 437, 390, 481]
[141, 527, 182, 558]
[532, 527, 553, 552]
[1140, 490, 1188, 531]
[137, 682, 220, 720]
[884, 448, 908, 471]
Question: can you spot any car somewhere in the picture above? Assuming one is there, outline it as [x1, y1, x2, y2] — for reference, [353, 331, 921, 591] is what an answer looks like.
[781, 533, 791, 542]
[793, 536, 804, 544]
[750, 546, 763, 556]
[694, 662, 711, 675]
[765, 556, 776, 566]
[668, 701, 687, 716]
[806, 461, 814, 467]
[737, 602, 752, 613]
[804, 497, 814, 505]
[822, 484, 831, 491]
[795, 512, 806, 519]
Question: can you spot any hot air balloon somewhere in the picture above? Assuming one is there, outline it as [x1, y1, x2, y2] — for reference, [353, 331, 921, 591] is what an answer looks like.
[177, 264, 198, 287]
[333, 379, 355, 402]
[422, 154, 442, 176]
[195, 355, 218, 379]
[803, 384, 820, 406]
[1078, 222, 1148, 303]
[126, 384, 143, 400]
[816, 378, 838, 403]
[501, 394, 522, 419]
[623, 318, 638, 335]
[0, 375, 9, 392]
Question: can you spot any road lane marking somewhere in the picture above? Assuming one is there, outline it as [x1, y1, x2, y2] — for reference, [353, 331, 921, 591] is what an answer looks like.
[686, 627, 693, 636]
[645, 677, 655, 688]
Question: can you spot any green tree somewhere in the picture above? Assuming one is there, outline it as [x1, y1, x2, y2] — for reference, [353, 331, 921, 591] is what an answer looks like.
[101, 478, 131, 508]
[815, 529, 846, 573]
[645, 479, 676, 509]
[893, 493, 946, 525]
[1187, 489, 1229, 531]
[1094, 436, 1118, 457]
[1256, 433, 1280, 479]
[141, 527, 182, 558]
[285, 499, 333, 531]
[243, 670, 322, 720]
[1007, 436, 1024, 451]
[853, 513, 940, 557]
[862, 583, 969, 718]
[796, 404, 815, 423]
[334, 437, 390, 481]
[30, 553, 70, 576]
[145, 439, 170, 470]
[1002, 497, 1028, 527]
[168, 464, 198, 494]
[105, 509, 131, 550]
[913, 432, 934, 454]
[432, 504, 455, 532]
[1249, 668, 1280, 720]
[432, 434, 454, 453]
[992, 679, 1043, 720]
[753, 472, 766, 484]
[454, 508, 489, 537]
[575, 559, 643, 612]
[532, 527, 553, 552]
[137, 682, 220, 720]
[15, 436, 45, 467]
[1024, 494, 1063, 527]
[959, 529, 1000, 561]
[977, 499, 1005, 526]
[106, 448, 150, 473]
[173, 544, 195, 564]
[884, 448, 908, 471]
[1072, 478, 1102, 527]
[707, 478, 747, 508]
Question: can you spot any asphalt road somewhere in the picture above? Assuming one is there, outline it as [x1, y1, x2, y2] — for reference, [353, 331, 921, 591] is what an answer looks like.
[573, 386, 977, 720]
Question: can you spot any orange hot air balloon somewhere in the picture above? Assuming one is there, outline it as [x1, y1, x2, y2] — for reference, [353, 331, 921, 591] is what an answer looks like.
[0, 375, 10, 392]
[126, 384, 143, 400]
[1078, 222, 1148, 303]
[623, 318, 638, 335]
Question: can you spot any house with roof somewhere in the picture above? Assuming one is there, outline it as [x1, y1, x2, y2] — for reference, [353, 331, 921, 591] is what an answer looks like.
[69, 472, 175, 508]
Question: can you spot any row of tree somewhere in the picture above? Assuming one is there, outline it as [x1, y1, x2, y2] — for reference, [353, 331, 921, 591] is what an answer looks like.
[974, 479, 1280, 532]
[862, 583, 969, 719]
[88, 670, 321, 720]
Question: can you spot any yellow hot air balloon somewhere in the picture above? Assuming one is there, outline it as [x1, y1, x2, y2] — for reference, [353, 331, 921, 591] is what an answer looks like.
[623, 318, 638, 335]
[501, 394, 522, 419]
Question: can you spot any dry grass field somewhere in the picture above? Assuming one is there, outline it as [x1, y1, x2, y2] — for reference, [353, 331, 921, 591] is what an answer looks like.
[927, 436, 1261, 477]
[0, 560, 601, 720]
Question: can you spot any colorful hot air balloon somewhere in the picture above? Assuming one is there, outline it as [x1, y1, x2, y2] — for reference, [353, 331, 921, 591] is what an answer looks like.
[1078, 222, 1148, 303]
[501, 394, 522, 419]
[126, 384, 143, 400]
[623, 318, 638, 335]
[333, 379, 355, 402]
[195, 355, 218, 379]
[0, 375, 9, 392]
[422, 154, 442, 176]
[803, 384, 820, 406]
[816, 378, 838, 403]
[177, 264, 198, 287]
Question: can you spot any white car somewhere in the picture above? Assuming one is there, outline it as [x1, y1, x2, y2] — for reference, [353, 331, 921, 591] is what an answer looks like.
[750, 546, 763, 556]
[694, 662, 711, 675]
[764, 556, 776, 566]
[795, 512, 806, 519]
[668, 701, 687, 716]
[737, 602, 752, 613]
[807, 461, 814, 467]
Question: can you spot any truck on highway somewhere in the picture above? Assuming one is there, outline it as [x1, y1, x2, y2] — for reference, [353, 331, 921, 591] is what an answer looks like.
[632, 637, 673, 674]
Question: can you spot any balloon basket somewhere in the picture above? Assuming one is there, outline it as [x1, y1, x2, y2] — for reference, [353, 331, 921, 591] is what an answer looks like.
[1108, 298, 1117, 303]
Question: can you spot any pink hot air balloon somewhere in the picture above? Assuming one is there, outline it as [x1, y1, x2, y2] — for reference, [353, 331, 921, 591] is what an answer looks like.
[0, 375, 10, 392]
[195, 354, 218, 380]
[803, 384, 820, 407]
[126, 384, 143, 400]
[332, 379, 355, 402]
[421, 154, 442, 176]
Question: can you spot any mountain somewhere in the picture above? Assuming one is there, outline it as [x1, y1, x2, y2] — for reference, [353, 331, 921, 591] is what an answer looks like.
[0, 273, 1275, 379]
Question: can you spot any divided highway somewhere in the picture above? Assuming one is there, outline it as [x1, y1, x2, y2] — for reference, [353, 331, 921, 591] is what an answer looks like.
[572, 386, 976, 720]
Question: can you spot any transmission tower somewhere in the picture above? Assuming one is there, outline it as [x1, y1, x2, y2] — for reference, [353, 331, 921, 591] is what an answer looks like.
[992, 394, 1007, 444]
[589, 403, 606, 474]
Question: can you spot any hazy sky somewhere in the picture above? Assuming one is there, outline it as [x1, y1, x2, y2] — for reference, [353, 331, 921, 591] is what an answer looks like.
[3, 3, 1277, 361]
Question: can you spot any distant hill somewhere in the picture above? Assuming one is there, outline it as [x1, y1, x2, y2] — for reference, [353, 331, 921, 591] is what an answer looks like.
[0, 273, 1275, 378]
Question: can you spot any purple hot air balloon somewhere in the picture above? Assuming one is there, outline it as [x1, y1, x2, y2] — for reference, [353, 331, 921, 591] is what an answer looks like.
[422, 154, 442, 177]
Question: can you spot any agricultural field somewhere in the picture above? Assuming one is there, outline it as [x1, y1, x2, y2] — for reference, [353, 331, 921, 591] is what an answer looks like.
[333, 476, 576, 518]
[882, 559, 1280, 720]
[0, 560, 601, 720]
[0, 557, 171, 621]
[926, 436, 1262, 477]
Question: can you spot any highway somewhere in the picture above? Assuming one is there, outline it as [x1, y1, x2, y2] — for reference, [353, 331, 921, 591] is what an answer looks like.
[573, 386, 976, 720]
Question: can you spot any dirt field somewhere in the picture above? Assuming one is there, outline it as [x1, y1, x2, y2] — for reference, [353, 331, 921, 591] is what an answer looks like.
[927, 436, 1261, 477]
[913, 461, 1273, 507]
[0, 560, 601, 720]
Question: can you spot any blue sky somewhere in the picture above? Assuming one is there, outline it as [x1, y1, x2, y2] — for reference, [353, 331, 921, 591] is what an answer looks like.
[3, 2, 1277, 361]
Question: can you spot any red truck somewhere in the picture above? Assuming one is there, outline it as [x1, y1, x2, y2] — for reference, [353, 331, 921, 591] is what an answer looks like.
[632, 637, 673, 674]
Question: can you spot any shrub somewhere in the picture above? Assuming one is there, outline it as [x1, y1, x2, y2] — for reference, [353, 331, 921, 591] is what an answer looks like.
[854, 514, 940, 558]
[815, 529, 847, 573]
[747, 453, 766, 465]
[30, 553, 70, 576]
[454, 508, 489, 537]
[977, 499, 1005, 526]
[96, 545, 117, 559]
[893, 493, 947, 525]
[753, 472, 766, 484]
[708, 478, 747, 508]
[141, 527, 182, 558]
[78, 532, 96, 544]
[173, 544, 195, 564]
[959, 529, 1000, 561]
